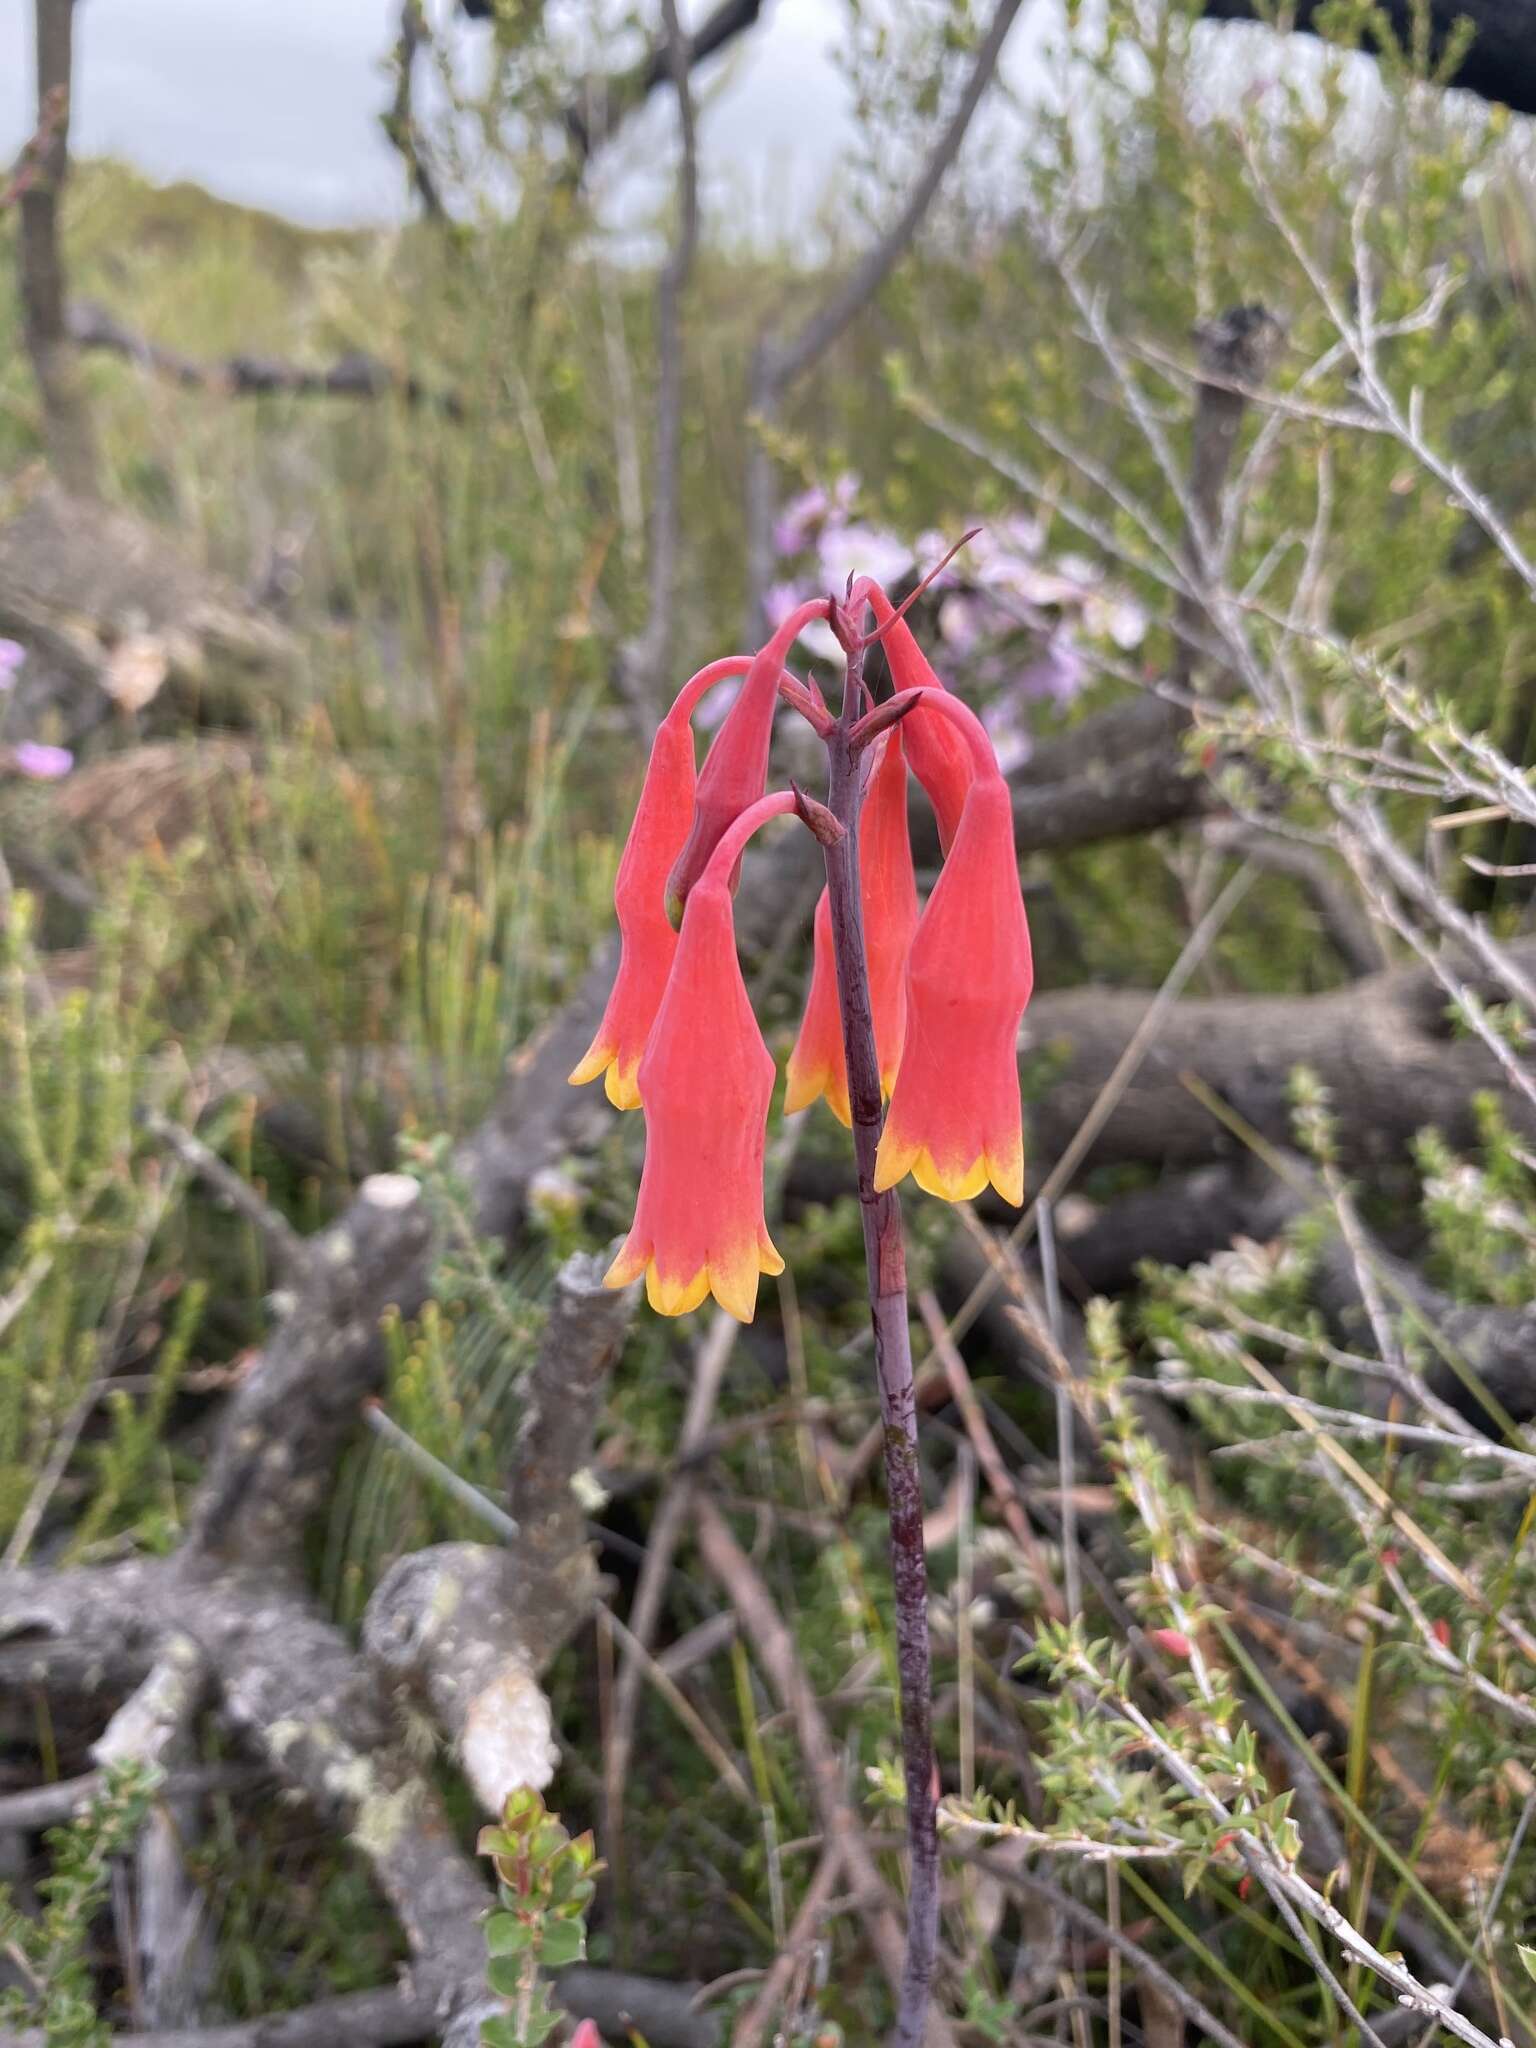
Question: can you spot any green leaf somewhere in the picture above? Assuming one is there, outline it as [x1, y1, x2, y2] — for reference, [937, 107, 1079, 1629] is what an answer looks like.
[487, 1955, 530, 1999]
[539, 1916, 587, 1968]
[1519, 1943, 1536, 1984]
[524, 2009, 563, 2046]
[481, 2019, 523, 2048]
[484, 1912, 531, 1958]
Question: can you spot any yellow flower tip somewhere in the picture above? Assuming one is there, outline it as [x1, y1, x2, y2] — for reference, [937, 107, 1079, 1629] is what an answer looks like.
[873, 1127, 918, 1196]
[989, 1140, 1025, 1208]
[619, 1241, 787, 1323]
[567, 1038, 614, 1089]
[603, 1240, 646, 1292]
[786, 1059, 851, 1127]
[706, 1235, 788, 1322]
[782, 1062, 818, 1117]
[602, 1058, 642, 1111]
[646, 1261, 713, 1319]
[910, 1146, 991, 1204]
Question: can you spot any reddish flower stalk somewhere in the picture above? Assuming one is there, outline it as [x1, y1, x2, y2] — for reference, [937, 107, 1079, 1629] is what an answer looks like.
[822, 597, 939, 2048]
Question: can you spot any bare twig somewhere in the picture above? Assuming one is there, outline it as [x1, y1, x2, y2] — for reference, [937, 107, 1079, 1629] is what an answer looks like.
[915, 1289, 1065, 1622]
[745, 0, 1029, 618]
[381, 0, 446, 219]
[617, 0, 701, 729]
[0, 85, 65, 212]
[139, 1109, 307, 1281]
[17, 0, 98, 493]
[694, 1496, 961, 2043]
[730, 1844, 843, 2048]
[563, 0, 765, 160]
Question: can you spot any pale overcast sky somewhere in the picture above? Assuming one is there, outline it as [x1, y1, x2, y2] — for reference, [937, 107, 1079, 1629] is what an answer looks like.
[0, 0, 1013, 230]
[0, 1, 1365, 237]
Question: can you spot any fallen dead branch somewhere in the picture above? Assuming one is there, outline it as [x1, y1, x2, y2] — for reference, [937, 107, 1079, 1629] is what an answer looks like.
[66, 300, 463, 417]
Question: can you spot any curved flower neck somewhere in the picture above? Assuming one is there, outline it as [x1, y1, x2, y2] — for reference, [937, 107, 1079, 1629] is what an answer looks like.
[664, 652, 819, 734]
[698, 789, 799, 895]
[665, 655, 752, 730]
[909, 686, 999, 781]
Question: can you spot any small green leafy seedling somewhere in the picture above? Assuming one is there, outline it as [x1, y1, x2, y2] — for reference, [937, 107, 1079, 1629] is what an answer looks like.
[0, 1760, 162, 2048]
[477, 1786, 605, 2048]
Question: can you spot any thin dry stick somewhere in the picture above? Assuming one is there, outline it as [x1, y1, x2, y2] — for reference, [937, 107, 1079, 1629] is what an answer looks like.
[730, 1842, 843, 2048]
[139, 1109, 307, 1279]
[597, 1605, 753, 1808]
[1037, 1197, 1080, 1622]
[744, 0, 1028, 615]
[19, 0, 99, 494]
[606, 1310, 737, 1868]
[956, 1849, 1251, 2048]
[693, 1495, 916, 2013]
[915, 1289, 1064, 1622]
[619, 0, 700, 728]
[936, 859, 1257, 1357]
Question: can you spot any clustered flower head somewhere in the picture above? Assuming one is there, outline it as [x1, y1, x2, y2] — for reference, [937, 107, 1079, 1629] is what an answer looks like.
[571, 573, 1033, 1323]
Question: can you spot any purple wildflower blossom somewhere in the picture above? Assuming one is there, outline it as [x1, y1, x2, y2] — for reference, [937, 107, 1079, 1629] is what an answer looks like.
[12, 742, 73, 781]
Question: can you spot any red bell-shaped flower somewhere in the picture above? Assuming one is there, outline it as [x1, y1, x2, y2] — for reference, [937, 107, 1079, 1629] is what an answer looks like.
[861, 580, 973, 854]
[785, 729, 917, 1125]
[874, 767, 1033, 1205]
[665, 600, 829, 927]
[605, 794, 795, 1321]
[570, 658, 750, 1109]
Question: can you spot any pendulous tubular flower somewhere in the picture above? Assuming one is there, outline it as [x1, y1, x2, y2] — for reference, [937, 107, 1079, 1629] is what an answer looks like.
[604, 793, 797, 1322]
[874, 699, 1033, 1206]
[860, 578, 974, 853]
[569, 657, 751, 1109]
[785, 728, 917, 1125]
[581, 560, 1033, 1322]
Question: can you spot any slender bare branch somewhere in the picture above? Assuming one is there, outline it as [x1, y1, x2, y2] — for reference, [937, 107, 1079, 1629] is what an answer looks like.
[17, 0, 98, 494]
[617, 0, 702, 728]
[745, 0, 1030, 619]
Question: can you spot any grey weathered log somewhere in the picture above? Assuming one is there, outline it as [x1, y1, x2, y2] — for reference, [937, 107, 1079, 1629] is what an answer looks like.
[365, 1542, 558, 1815]
[0, 1554, 162, 1702]
[0, 1968, 718, 2048]
[0, 1990, 438, 2048]
[184, 943, 615, 1574]
[364, 1253, 639, 1810]
[66, 300, 462, 416]
[509, 1249, 641, 1660]
[0, 1765, 263, 1831]
[1023, 940, 1536, 1180]
[92, 1638, 215, 2029]
[0, 480, 300, 732]
[1054, 1152, 1536, 1424]
[0, 1558, 711, 2039]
